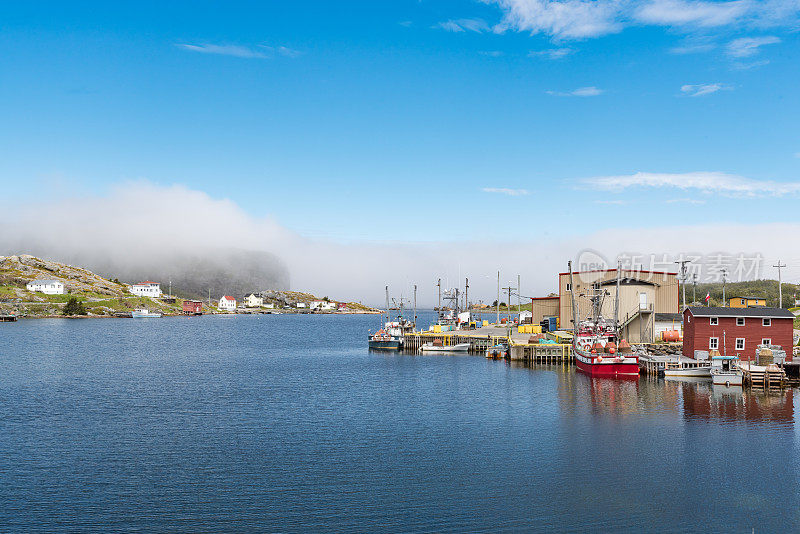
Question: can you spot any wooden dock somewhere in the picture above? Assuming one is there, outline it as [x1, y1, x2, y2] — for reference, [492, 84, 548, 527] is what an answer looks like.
[402, 328, 572, 364]
[738, 362, 787, 390]
[0, 314, 17, 322]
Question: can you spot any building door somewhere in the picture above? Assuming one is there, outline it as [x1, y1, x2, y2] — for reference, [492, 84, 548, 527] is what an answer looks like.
[639, 292, 647, 310]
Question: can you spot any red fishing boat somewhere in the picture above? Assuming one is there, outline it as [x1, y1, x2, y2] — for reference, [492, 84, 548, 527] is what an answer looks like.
[572, 318, 639, 378]
[567, 260, 639, 378]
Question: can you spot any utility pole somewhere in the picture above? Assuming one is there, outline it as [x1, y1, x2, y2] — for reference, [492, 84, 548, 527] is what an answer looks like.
[674, 260, 690, 310]
[774, 260, 786, 307]
[517, 274, 521, 316]
[437, 278, 441, 313]
[413, 284, 417, 329]
[169, 279, 172, 298]
[692, 273, 697, 305]
[496, 270, 500, 324]
[465, 277, 469, 314]
[721, 268, 727, 307]
[503, 284, 516, 321]
[208, 288, 211, 306]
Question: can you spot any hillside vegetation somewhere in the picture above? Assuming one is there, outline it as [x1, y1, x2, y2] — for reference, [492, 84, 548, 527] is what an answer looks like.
[681, 279, 799, 308]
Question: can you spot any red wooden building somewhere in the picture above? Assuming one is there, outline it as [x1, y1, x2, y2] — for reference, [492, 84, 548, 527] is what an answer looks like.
[683, 307, 794, 361]
[182, 300, 203, 315]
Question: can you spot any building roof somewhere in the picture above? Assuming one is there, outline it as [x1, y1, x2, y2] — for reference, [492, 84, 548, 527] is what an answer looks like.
[28, 279, 62, 285]
[686, 306, 794, 318]
[221, 295, 235, 301]
[558, 268, 677, 276]
[655, 313, 683, 322]
[532, 296, 560, 300]
[134, 281, 159, 285]
[729, 296, 766, 301]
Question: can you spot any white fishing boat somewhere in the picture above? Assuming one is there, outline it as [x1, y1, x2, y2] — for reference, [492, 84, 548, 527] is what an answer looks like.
[419, 342, 470, 353]
[131, 308, 162, 318]
[663, 356, 711, 378]
[710, 355, 743, 386]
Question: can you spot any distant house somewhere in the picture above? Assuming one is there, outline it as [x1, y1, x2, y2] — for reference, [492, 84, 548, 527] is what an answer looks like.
[311, 300, 337, 311]
[182, 300, 203, 315]
[729, 297, 766, 308]
[244, 294, 263, 307]
[263, 302, 275, 309]
[296, 302, 307, 309]
[26, 279, 65, 295]
[219, 295, 237, 311]
[130, 282, 162, 298]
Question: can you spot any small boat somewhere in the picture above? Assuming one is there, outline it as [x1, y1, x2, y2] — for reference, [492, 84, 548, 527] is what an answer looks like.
[710, 355, 743, 386]
[420, 342, 470, 353]
[368, 329, 402, 350]
[486, 343, 507, 359]
[131, 308, 163, 318]
[663, 358, 712, 379]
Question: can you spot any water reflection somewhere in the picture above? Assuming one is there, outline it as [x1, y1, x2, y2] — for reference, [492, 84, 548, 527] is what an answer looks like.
[511, 361, 795, 425]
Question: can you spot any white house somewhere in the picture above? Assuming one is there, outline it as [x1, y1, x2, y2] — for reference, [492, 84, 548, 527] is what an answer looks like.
[263, 303, 275, 309]
[219, 295, 237, 311]
[130, 281, 162, 298]
[244, 294, 263, 307]
[26, 279, 65, 295]
[296, 302, 307, 309]
[311, 300, 337, 311]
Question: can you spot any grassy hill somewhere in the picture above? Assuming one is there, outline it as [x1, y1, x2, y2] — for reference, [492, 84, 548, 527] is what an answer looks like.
[0, 254, 190, 317]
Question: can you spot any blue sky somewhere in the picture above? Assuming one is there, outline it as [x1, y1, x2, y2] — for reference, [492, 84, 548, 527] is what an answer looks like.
[2, 0, 800, 243]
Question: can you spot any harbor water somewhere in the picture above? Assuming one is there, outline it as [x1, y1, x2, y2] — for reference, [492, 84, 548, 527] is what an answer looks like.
[1, 312, 798, 532]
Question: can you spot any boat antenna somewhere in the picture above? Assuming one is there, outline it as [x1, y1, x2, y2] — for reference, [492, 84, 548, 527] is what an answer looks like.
[568, 261, 578, 336]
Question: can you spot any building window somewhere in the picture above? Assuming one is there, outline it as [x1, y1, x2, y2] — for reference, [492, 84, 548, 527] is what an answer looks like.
[710, 317, 718, 325]
[566, 283, 571, 291]
[763, 318, 771, 326]
[736, 338, 745, 350]
[709, 338, 719, 350]
[762, 338, 771, 346]
[736, 317, 745, 326]
[740, 299, 746, 305]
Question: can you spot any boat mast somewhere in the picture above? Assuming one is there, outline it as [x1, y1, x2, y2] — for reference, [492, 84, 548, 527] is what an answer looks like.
[568, 261, 578, 336]
[385, 286, 390, 324]
[614, 260, 621, 336]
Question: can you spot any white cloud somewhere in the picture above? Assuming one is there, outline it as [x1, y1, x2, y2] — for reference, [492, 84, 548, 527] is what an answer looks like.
[529, 47, 575, 59]
[669, 37, 716, 54]
[584, 171, 800, 196]
[484, 0, 800, 40]
[479, 50, 505, 57]
[726, 35, 781, 57]
[635, 0, 750, 27]
[437, 18, 490, 32]
[482, 187, 530, 196]
[665, 198, 707, 204]
[594, 199, 626, 205]
[177, 43, 269, 59]
[547, 86, 603, 96]
[178, 43, 304, 59]
[490, 0, 623, 39]
[680, 83, 731, 96]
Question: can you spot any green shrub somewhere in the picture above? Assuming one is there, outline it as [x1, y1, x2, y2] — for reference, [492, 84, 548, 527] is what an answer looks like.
[63, 297, 87, 316]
